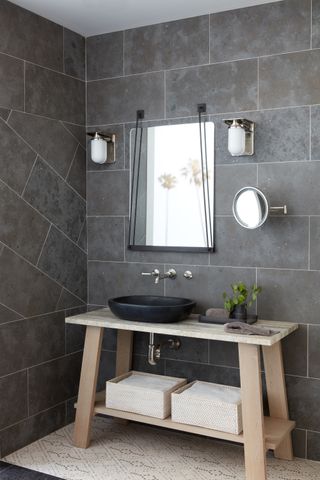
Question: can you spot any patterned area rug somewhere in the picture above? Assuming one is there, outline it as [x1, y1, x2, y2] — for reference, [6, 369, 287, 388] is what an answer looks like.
[4, 417, 320, 480]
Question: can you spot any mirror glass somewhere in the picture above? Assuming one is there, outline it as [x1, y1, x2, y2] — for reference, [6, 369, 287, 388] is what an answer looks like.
[129, 121, 214, 251]
[233, 187, 269, 229]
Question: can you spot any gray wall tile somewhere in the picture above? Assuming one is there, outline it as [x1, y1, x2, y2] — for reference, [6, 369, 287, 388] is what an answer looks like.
[0, 247, 61, 317]
[258, 162, 320, 215]
[0, 312, 65, 377]
[158, 335, 208, 363]
[77, 220, 87, 253]
[260, 50, 320, 109]
[309, 325, 320, 378]
[88, 261, 164, 306]
[25, 63, 85, 124]
[310, 217, 320, 270]
[214, 107, 309, 165]
[286, 375, 320, 431]
[38, 227, 87, 301]
[0, 403, 65, 457]
[166, 359, 240, 387]
[165, 265, 256, 313]
[0, 304, 22, 326]
[0, 371, 27, 430]
[28, 352, 82, 415]
[311, 105, 320, 160]
[166, 60, 257, 118]
[282, 325, 308, 377]
[0, 119, 36, 194]
[0, 53, 24, 110]
[87, 72, 164, 125]
[257, 269, 320, 324]
[133, 354, 166, 376]
[124, 16, 209, 75]
[8, 111, 78, 178]
[66, 146, 86, 199]
[63, 28, 85, 80]
[307, 430, 320, 461]
[56, 289, 85, 310]
[210, 0, 311, 63]
[62, 123, 86, 148]
[209, 341, 239, 368]
[87, 32, 123, 81]
[312, 0, 320, 48]
[23, 159, 86, 242]
[0, 108, 10, 121]
[292, 429, 306, 459]
[0, 181, 50, 264]
[211, 216, 308, 269]
[0, 0, 63, 71]
[87, 171, 129, 216]
[88, 217, 124, 261]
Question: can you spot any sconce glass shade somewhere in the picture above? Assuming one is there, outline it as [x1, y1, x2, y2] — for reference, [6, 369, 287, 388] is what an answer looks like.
[91, 135, 107, 164]
[228, 124, 246, 156]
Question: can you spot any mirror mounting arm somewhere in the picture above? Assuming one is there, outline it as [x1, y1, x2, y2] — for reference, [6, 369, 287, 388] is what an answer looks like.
[270, 206, 288, 215]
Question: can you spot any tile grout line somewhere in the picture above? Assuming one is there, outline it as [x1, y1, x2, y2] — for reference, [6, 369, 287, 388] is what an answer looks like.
[257, 57, 260, 110]
[208, 14, 211, 64]
[36, 224, 52, 267]
[0, 301, 24, 320]
[307, 324, 310, 377]
[311, 0, 313, 50]
[20, 154, 38, 198]
[65, 143, 80, 181]
[23, 60, 26, 112]
[309, 106, 312, 160]
[308, 216, 311, 270]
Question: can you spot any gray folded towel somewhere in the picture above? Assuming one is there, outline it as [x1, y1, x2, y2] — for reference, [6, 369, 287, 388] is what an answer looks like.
[224, 321, 280, 336]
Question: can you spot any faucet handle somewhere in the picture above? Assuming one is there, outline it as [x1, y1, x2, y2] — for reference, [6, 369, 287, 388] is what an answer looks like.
[141, 268, 160, 277]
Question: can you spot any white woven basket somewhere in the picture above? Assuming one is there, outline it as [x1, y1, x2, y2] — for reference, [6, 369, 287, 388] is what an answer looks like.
[172, 380, 243, 434]
[106, 371, 187, 419]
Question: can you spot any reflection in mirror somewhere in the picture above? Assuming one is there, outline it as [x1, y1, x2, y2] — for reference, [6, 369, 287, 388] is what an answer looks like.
[129, 121, 214, 251]
[233, 187, 269, 229]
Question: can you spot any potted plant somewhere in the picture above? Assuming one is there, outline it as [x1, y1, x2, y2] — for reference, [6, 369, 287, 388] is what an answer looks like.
[222, 282, 262, 321]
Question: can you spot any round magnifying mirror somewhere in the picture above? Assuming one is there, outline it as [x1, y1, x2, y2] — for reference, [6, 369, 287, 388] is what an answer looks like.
[232, 187, 269, 229]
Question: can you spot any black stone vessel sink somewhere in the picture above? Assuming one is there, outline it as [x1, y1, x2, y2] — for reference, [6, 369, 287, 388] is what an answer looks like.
[108, 295, 196, 323]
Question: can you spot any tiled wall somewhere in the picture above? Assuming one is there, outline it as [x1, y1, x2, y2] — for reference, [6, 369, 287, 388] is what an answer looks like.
[0, 1, 86, 456]
[87, 0, 320, 460]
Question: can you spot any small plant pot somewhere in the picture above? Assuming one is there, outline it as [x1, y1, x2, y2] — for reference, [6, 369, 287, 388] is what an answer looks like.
[230, 304, 247, 321]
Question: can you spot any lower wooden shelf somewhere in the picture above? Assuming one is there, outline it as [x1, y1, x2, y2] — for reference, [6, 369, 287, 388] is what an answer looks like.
[77, 392, 295, 451]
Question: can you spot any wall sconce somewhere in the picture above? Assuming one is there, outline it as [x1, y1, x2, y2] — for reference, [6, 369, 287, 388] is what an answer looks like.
[87, 132, 116, 164]
[224, 119, 255, 156]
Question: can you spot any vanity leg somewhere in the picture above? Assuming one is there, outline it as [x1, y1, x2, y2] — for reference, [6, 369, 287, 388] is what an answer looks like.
[239, 343, 266, 480]
[116, 330, 133, 376]
[73, 326, 103, 448]
[262, 342, 293, 460]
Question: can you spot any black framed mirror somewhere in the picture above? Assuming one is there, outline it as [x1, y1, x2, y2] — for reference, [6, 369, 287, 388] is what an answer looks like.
[128, 110, 214, 252]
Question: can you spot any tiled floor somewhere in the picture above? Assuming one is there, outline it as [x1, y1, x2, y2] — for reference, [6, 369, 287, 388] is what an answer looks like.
[0, 461, 62, 479]
[3, 417, 320, 480]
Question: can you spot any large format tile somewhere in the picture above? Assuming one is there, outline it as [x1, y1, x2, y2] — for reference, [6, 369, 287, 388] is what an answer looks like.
[38, 227, 87, 301]
[0, 53, 24, 110]
[0, 303, 22, 325]
[28, 352, 82, 415]
[286, 375, 320, 431]
[0, 403, 66, 458]
[63, 28, 85, 80]
[88, 262, 164, 305]
[0, 1, 63, 71]
[210, 0, 310, 63]
[87, 171, 129, 215]
[215, 164, 257, 215]
[282, 325, 308, 377]
[8, 111, 78, 178]
[87, 32, 123, 81]
[307, 430, 320, 461]
[77, 220, 87, 252]
[88, 216, 124, 261]
[166, 359, 240, 387]
[166, 60, 257, 118]
[0, 181, 50, 264]
[56, 289, 85, 310]
[310, 217, 320, 270]
[312, 0, 320, 48]
[0, 312, 65, 377]
[309, 325, 320, 379]
[0, 247, 61, 317]
[260, 50, 320, 109]
[209, 341, 239, 368]
[292, 429, 307, 459]
[0, 371, 27, 430]
[211, 216, 308, 269]
[0, 119, 36, 195]
[124, 15, 209, 75]
[87, 72, 164, 125]
[66, 145, 86, 199]
[257, 269, 320, 324]
[23, 159, 86, 242]
[164, 265, 256, 313]
[214, 107, 309, 165]
[311, 105, 320, 160]
[25, 64, 85, 124]
[62, 123, 86, 148]
[0, 107, 10, 121]
[258, 162, 320, 215]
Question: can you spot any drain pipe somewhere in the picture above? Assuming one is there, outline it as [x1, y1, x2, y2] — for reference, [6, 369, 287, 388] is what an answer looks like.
[148, 333, 161, 365]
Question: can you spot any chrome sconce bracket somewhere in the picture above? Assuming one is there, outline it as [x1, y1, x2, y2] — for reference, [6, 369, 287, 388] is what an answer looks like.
[224, 118, 255, 156]
[87, 131, 116, 164]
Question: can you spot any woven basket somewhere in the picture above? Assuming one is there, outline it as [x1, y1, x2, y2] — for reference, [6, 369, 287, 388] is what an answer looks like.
[106, 371, 187, 419]
[172, 380, 242, 434]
